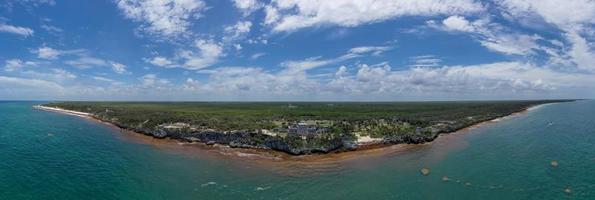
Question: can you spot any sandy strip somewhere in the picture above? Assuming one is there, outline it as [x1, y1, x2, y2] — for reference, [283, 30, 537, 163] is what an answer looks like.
[34, 105, 93, 118]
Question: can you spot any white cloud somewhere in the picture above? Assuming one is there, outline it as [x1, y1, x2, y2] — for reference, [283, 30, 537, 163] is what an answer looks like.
[335, 65, 348, 78]
[348, 46, 392, 56]
[93, 76, 114, 82]
[34, 46, 86, 59]
[497, 0, 595, 70]
[281, 56, 336, 73]
[324, 61, 595, 98]
[409, 55, 442, 67]
[223, 21, 252, 42]
[180, 39, 224, 70]
[0, 23, 34, 37]
[50, 68, 76, 79]
[478, 33, 542, 56]
[175, 61, 595, 100]
[140, 74, 170, 88]
[148, 39, 223, 70]
[442, 15, 475, 32]
[4, 61, 594, 100]
[264, 0, 484, 32]
[40, 24, 63, 33]
[36, 47, 61, 59]
[564, 31, 595, 71]
[4, 59, 36, 72]
[32, 47, 117, 71]
[116, 0, 206, 38]
[183, 78, 201, 90]
[147, 56, 173, 66]
[19, 0, 56, 6]
[430, 16, 543, 56]
[3, 59, 76, 83]
[22, 68, 77, 82]
[186, 66, 317, 96]
[64, 56, 108, 69]
[356, 64, 391, 82]
[251, 52, 266, 59]
[247, 37, 268, 45]
[233, 44, 242, 51]
[233, 0, 262, 16]
[0, 76, 64, 99]
[264, 5, 280, 25]
[281, 45, 393, 73]
[498, 0, 595, 29]
[110, 61, 129, 74]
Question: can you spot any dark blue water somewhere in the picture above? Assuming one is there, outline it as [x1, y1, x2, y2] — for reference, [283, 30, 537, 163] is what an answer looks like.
[1, 101, 594, 199]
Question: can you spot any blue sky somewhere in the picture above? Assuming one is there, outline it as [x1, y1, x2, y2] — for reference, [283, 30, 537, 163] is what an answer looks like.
[1, 0, 594, 101]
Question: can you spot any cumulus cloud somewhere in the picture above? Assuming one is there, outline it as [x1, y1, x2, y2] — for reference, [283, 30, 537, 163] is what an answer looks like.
[3, 60, 594, 100]
[232, 0, 263, 16]
[0, 23, 34, 37]
[147, 56, 173, 66]
[323, 61, 593, 98]
[36, 47, 61, 59]
[173, 61, 595, 100]
[264, 0, 484, 32]
[115, 0, 206, 38]
[441, 15, 475, 32]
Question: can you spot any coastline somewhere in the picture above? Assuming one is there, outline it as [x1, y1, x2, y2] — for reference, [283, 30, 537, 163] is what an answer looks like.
[34, 102, 552, 159]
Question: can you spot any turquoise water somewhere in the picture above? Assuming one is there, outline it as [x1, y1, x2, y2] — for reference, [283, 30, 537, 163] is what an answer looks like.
[1, 101, 594, 199]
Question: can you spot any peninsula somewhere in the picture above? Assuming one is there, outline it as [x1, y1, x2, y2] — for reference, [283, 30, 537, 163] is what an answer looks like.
[37, 100, 571, 155]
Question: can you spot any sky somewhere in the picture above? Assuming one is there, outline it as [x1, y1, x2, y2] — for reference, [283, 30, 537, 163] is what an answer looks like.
[0, 0, 594, 101]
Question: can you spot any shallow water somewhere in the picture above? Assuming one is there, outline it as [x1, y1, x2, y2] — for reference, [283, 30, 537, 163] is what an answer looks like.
[1, 101, 594, 199]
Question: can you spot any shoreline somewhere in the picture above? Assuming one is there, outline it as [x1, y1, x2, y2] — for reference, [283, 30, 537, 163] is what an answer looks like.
[34, 102, 553, 159]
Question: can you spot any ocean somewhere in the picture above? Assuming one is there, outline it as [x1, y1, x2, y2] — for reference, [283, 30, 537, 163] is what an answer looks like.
[1, 101, 594, 199]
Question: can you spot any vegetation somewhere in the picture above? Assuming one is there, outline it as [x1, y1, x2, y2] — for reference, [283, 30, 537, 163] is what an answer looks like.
[45, 101, 565, 130]
[43, 100, 572, 154]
